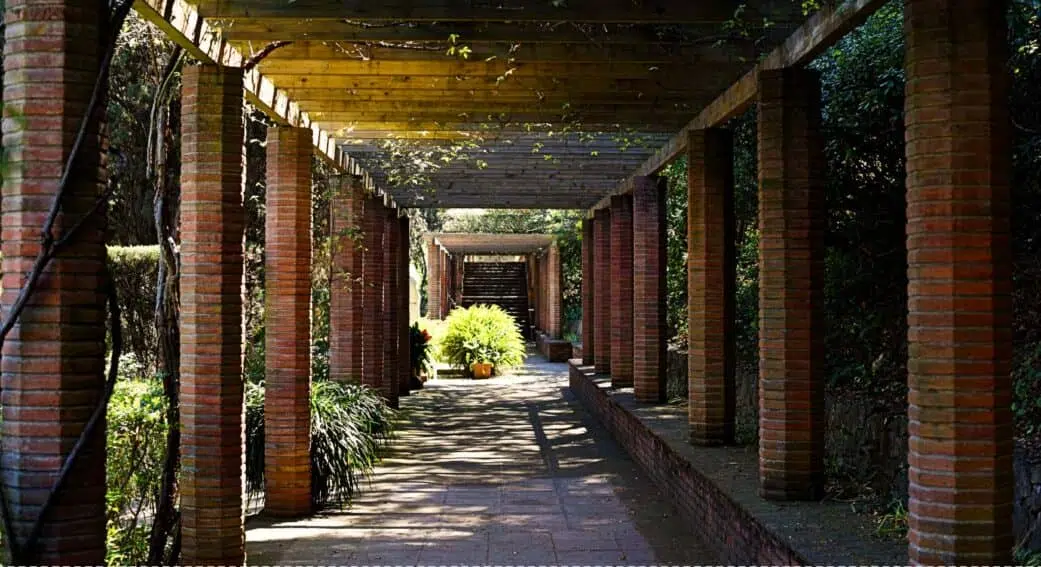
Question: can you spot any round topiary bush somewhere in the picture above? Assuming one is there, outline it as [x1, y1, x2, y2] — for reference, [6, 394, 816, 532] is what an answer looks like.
[437, 304, 526, 376]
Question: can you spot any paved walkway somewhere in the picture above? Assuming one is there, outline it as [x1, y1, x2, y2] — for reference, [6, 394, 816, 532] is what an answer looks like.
[247, 355, 716, 565]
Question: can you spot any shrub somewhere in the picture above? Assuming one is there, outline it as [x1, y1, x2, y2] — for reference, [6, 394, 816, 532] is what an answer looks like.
[244, 379, 396, 509]
[106, 372, 168, 565]
[107, 246, 160, 371]
[437, 304, 526, 375]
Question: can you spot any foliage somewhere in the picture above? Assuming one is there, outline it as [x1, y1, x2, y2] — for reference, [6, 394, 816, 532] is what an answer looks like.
[107, 246, 160, 371]
[105, 372, 168, 565]
[437, 304, 526, 374]
[410, 323, 435, 376]
[244, 380, 396, 509]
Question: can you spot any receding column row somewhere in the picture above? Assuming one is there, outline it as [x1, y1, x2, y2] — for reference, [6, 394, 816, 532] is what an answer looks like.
[584, 181, 667, 402]
[678, 1, 1012, 562]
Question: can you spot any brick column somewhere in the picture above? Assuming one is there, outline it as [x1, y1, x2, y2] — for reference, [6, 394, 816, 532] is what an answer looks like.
[398, 216, 412, 396]
[905, 1, 1012, 563]
[382, 207, 400, 409]
[632, 177, 667, 403]
[264, 126, 313, 517]
[178, 64, 246, 564]
[688, 129, 737, 446]
[441, 251, 450, 317]
[1, 2, 107, 562]
[756, 68, 826, 501]
[547, 243, 563, 339]
[593, 208, 613, 374]
[455, 256, 465, 306]
[610, 195, 635, 388]
[427, 239, 441, 319]
[582, 220, 596, 364]
[362, 197, 387, 396]
[330, 175, 364, 383]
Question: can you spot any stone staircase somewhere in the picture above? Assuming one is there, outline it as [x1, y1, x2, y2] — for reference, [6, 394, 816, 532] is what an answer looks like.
[461, 262, 533, 340]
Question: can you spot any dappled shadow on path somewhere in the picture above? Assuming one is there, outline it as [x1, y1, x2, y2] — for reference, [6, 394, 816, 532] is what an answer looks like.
[246, 354, 716, 565]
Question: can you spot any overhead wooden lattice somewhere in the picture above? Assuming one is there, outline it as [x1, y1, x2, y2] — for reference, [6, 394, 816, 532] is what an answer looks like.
[432, 233, 555, 256]
[183, 0, 816, 208]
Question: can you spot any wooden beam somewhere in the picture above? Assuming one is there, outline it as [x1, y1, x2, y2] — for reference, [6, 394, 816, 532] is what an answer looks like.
[221, 20, 763, 44]
[254, 41, 756, 65]
[301, 100, 698, 113]
[264, 73, 736, 93]
[133, 0, 395, 205]
[256, 58, 740, 79]
[285, 88, 709, 103]
[326, 121, 681, 135]
[198, 0, 793, 24]
[588, 0, 890, 215]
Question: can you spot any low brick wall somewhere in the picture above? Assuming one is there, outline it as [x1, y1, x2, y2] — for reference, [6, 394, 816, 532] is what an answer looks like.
[568, 360, 905, 565]
[536, 333, 572, 362]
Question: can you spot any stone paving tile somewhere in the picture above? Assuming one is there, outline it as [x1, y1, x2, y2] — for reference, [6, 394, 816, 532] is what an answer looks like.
[247, 354, 717, 565]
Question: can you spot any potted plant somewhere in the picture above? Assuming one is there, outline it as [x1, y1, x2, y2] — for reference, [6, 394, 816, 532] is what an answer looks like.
[438, 305, 526, 379]
[469, 344, 496, 379]
[409, 323, 434, 387]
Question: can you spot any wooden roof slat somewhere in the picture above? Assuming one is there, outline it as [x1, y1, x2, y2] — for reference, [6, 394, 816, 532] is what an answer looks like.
[197, 0, 793, 24]
[254, 41, 756, 65]
[221, 20, 774, 43]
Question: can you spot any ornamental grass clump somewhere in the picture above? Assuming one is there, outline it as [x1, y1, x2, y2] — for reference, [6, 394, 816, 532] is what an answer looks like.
[245, 379, 396, 509]
[437, 304, 526, 376]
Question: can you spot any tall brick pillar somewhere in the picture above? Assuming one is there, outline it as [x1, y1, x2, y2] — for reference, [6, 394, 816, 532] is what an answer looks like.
[398, 216, 412, 396]
[547, 243, 563, 339]
[688, 129, 737, 446]
[382, 207, 401, 409]
[632, 177, 667, 403]
[905, 1, 1012, 563]
[330, 175, 364, 383]
[362, 198, 387, 396]
[757, 68, 826, 501]
[427, 239, 441, 319]
[1, 2, 107, 562]
[455, 256, 465, 306]
[593, 208, 613, 374]
[441, 251, 450, 317]
[264, 127, 313, 517]
[610, 195, 635, 388]
[582, 220, 596, 364]
[178, 64, 246, 564]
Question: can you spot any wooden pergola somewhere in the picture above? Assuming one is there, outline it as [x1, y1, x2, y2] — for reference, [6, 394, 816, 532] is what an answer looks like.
[134, 0, 833, 209]
[2, 0, 1014, 565]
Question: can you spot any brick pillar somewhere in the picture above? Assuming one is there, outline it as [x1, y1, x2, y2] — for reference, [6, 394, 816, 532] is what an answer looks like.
[455, 256, 465, 306]
[264, 126, 313, 517]
[382, 207, 400, 409]
[593, 208, 613, 374]
[688, 129, 737, 446]
[905, 1, 1012, 563]
[362, 198, 387, 396]
[329, 175, 364, 383]
[582, 220, 596, 364]
[1, 2, 107, 562]
[756, 68, 826, 501]
[610, 195, 635, 388]
[547, 243, 562, 339]
[178, 64, 246, 564]
[440, 250, 448, 318]
[398, 216, 412, 396]
[632, 177, 667, 403]
[427, 239, 441, 319]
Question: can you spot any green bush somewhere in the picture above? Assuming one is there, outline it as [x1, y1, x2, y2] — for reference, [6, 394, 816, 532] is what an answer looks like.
[437, 304, 526, 374]
[105, 371, 168, 565]
[107, 246, 160, 371]
[245, 379, 396, 509]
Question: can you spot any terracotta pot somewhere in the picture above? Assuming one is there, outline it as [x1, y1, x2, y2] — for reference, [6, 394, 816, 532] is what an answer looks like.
[471, 362, 494, 379]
